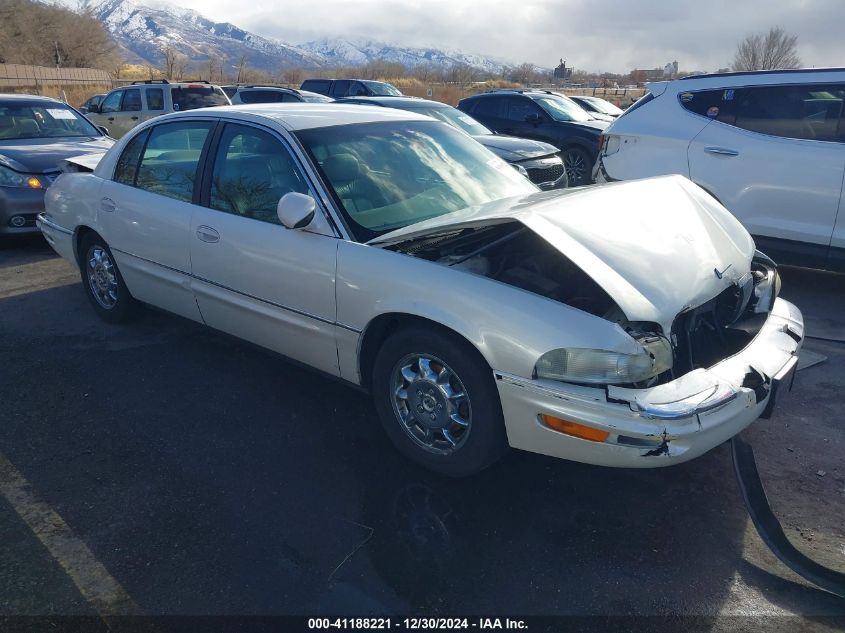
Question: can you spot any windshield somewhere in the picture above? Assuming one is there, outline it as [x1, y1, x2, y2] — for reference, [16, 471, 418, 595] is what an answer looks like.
[534, 95, 594, 122]
[583, 97, 623, 116]
[405, 105, 492, 136]
[296, 121, 536, 241]
[171, 86, 229, 111]
[0, 101, 101, 139]
[362, 81, 402, 96]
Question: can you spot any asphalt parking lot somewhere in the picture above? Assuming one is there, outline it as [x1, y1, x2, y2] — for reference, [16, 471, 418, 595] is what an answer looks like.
[1, 235, 844, 629]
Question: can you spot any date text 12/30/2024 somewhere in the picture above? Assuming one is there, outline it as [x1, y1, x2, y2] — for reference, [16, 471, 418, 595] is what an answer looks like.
[308, 618, 528, 630]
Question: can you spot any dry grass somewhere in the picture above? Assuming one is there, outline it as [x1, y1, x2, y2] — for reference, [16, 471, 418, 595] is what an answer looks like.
[0, 83, 110, 107]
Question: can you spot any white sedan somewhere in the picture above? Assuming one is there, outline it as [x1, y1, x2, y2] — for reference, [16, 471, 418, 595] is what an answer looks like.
[38, 104, 803, 476]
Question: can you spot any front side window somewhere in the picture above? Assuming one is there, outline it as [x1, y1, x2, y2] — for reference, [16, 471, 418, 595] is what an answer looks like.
[0, 101, 101, 139]
[210, 124, 309, 224]
[100, 91, 122, 114]
[135, 121, 213, 202]
[295, 121, 537, 241]
[505, 97, 543, 122]
[114, 129, 149, 185]
[121, 89, 142, 112]
[361, 81, 401, 96]
[146, 88, 164, 111]
[471, 98, 503, 118]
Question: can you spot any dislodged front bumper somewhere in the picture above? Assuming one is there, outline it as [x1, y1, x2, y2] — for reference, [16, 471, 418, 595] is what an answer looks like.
[495, 298, 803, 468]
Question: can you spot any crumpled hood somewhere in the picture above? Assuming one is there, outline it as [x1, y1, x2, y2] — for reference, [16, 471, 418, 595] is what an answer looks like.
[371, 175, 755, 333]
[475, 135, 559, 161]
[0, 136, 114, 173]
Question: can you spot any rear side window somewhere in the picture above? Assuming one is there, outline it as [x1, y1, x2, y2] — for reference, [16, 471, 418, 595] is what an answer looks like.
[329, 80, 352, 97]
[301, 80, 331, 95]
[146, 88, 164, 111]
[679, 83, 845, 142]
[170, 86, 228, 111]
[114, 129, 149, 185]
[471, 97, 503, 118]
[135, 121, 213, 202]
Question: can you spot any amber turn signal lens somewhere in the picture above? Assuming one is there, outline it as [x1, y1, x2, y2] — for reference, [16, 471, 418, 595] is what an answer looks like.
[541, 415, 610, 442]
[26, 176, 43, 189]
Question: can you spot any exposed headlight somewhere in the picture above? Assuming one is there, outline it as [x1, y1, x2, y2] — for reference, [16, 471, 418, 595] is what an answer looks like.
[751, 251, 781, 314]
[0, 165, 43, 189]
[535, 336, 672, 385]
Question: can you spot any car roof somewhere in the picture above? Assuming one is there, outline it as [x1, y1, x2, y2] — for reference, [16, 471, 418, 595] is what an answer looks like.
[679, 67, 845, 81]
[340, 96, 439, 108]
[159, 103, 431, 131]
[237, 86, 297, 92]
[0, 93, 63, 103]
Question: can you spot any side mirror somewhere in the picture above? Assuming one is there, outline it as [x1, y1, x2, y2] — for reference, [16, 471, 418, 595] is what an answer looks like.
[277, 192, 316, 229]
[87, 104, 100, 114]
[525, 112, 542, 124]
[97, 126, 110, 137]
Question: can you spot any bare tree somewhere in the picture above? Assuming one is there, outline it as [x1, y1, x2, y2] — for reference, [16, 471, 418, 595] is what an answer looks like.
[281, 67, 304, 86]
[162, 47, 179, 79]
[733, 26, 801, 71]
[509, 62, 537, 86]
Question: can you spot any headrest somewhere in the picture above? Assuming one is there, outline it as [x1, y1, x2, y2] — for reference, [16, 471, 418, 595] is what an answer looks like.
[322, 153, 360, 183]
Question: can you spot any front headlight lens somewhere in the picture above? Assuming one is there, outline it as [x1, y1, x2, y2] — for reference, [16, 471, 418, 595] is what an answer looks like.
[535, 337, 672, 385]
[0, 165, 43, 189]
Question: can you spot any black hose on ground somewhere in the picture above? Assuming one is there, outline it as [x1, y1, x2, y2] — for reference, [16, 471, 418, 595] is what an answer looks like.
[731, 435, 845, 598]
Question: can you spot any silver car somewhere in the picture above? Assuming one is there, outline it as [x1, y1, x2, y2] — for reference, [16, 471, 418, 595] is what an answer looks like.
[39, 104, 803, 476]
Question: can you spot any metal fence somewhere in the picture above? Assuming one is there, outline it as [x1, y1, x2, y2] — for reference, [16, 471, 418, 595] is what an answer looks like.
[0, 64, 112, 92]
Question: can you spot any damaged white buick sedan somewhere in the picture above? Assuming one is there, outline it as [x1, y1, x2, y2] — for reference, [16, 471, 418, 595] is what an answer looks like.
[38, 104, 803, 476]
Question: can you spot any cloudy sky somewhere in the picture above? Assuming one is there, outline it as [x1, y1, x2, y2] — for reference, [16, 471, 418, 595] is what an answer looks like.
[168, 0, 843, 72]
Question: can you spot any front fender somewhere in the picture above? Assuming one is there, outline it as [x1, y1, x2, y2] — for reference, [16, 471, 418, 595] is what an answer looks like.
[336, 241, 640, 382]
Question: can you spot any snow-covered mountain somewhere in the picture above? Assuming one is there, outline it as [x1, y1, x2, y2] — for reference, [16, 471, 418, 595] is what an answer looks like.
[50, 0, 518, 75]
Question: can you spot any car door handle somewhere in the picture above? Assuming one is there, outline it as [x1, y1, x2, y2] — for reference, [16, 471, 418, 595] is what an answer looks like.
[100, 197, 116, 213]
[704, 146, 739, 157]
[107, 117, 114, 122]
[196, 226, 220, 243]
[130, 116, 139, 121]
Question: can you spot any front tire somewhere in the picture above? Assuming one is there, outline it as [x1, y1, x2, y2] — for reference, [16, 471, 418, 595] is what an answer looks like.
[372, 327, 508, 477]
[79, 233, 139, 323]
[562, 146, 592, 187]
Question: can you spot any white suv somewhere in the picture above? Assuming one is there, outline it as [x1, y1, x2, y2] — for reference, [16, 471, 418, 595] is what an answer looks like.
[595, 69, 845, 271]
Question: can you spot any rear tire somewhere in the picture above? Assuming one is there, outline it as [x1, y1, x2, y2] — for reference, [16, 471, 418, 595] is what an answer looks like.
[79, 233, 139, 323]
[372, 326, 508, 477]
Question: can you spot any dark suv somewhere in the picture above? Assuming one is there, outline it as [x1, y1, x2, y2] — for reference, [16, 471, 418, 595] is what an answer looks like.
[300, 79, 402, 99]
[458, 90, 608, 185]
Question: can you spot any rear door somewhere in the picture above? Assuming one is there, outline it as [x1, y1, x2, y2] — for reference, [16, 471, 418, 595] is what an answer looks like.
[464, 97, 507, 132]
[88, 90, 122, 136]
[329, 80, 352, 98]
[688, 83, 845, 265]
[110, 88, 143, 137]
[97, 119, 214, 320]
[498, 96, 550, 141]
[142, 87, 165, 124]
[189, 121, 341, 375]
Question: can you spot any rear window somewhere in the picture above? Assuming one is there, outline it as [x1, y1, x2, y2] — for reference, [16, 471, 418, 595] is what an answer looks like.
[616, 91, 654, 120]
[170, 86, 228, 111]
[239, 90, 286, 104]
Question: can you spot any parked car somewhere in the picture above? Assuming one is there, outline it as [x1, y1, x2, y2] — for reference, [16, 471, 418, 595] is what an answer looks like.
[86, 80, 230, 138]
[595, 68, 845, 271]
[300, 79, 402, 99]
[0, 94, 113, 235]
[458, 89, 608, 186]
[39, 104, 802, 476]
[338, 96, 568, 189]
[230, 86, 333, 104]
[569, 95, 624, 119]
[78, 93, 106, 115]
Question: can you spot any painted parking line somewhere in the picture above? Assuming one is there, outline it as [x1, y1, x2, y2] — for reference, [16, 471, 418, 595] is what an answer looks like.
[0, 451, 142, 621]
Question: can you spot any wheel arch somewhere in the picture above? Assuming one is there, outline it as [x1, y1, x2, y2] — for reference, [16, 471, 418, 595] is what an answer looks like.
[357, 312, 491, 392]
[73, 225, 101, 267]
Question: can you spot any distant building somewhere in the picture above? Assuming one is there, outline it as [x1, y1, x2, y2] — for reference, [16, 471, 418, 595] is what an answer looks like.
[553, 59, 572, 81]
